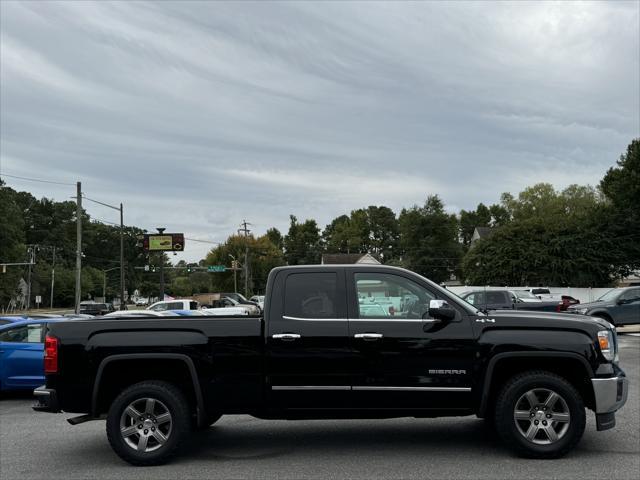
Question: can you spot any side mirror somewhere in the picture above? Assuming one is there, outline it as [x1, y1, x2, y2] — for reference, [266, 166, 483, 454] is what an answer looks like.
[428, 299, 456, 321]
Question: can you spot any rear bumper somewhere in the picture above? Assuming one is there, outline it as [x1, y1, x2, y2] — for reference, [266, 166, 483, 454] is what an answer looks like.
[32, 386, 60, 413]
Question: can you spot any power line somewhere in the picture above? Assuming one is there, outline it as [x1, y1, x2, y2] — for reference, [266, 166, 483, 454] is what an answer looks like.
[0, 173, 76, 186]
[185, 237, 221, 245]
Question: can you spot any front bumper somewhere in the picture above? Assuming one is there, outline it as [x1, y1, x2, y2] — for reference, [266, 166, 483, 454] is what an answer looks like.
[592, 375, 629, 414]
[591, 375, 628, 431]
[32, 386, 60, 413]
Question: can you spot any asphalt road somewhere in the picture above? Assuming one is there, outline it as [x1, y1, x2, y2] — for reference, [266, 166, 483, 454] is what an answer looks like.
[1, 335, 638, 480]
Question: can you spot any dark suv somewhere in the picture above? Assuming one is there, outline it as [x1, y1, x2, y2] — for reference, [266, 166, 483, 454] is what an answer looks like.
[567, 287, 640, 326]
[79, 302, 113, 316]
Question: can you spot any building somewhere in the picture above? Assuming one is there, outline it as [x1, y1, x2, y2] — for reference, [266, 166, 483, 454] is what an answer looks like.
[470, 226, 494, 247]
[321, 253, 381, 265]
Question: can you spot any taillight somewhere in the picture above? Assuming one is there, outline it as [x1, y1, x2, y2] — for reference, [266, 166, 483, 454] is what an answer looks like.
[44, 336, 58, 374]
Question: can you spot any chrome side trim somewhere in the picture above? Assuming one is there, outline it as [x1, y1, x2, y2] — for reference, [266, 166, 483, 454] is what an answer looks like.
[270, 385, 471, 392]
[352, 386, 471, 392]
[271, 386, 351, 391]
[282, 316, 344, 322]
[350, 318, 425, 323]
[282, 315, 425, 323]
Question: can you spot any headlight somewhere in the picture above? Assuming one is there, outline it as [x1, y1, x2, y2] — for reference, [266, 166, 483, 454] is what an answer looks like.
[597, 330, 617, 362]
[572, 307, 589, 315]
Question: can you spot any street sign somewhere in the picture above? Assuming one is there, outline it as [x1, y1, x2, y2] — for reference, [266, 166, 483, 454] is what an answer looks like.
[142, 233, 185, 251]
[207, 265, 226, 272]
[35, 295, 42, 304]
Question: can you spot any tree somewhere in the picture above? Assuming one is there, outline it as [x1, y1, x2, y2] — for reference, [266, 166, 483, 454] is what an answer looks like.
[283, 215, 321, 265]
[204, 233, 285, 294]
[462, 183, 621, 286]
[398, 195, 462, 284]
[600, 138, 640, 275]
[322, 206, 398, 261]
[0, 182, 26, 308]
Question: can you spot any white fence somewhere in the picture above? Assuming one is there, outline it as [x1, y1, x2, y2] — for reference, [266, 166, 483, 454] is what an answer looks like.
[445, 286, 614, 304]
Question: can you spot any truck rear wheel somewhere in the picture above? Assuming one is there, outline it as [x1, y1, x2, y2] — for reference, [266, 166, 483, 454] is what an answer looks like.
[494, 370, 585, 458]
[106, 381, 191, 466]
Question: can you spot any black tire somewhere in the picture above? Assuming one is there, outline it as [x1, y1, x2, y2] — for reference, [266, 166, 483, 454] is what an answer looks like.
[494, 370, 586, 458]
[106, 381, 191, 466]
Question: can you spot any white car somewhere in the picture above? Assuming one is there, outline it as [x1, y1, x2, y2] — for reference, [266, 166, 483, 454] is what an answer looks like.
[147, 299, 199, 311]
[221, 297, 260, 315]
[249, 295, 265, 310]
[200, 307, 249, 316]
[104, 310, 172, 317]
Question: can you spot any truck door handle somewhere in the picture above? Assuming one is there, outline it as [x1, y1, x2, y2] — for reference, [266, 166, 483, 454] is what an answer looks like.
[272, 333, 301, 341]
[354, 333, 383, 340]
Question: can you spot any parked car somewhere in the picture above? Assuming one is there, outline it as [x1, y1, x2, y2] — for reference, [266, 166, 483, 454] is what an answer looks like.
[147, 299, 199, 312]
[460, 289, 561, 312]
[200, 307, 249, 316]
[249, 295, 265, 310]
[79, 302, 114, 316]
[220, 296, 260, 315]
[221, 292, 260, 309]
[34, 265, 627, 465]
[0, 316, 26, 326]
[567, 287, 640, 326]
[525, 288, 580, 310]
[0, 317, 69, 391]
[134, 298, 149, 306]
[104, 310, 172, 318]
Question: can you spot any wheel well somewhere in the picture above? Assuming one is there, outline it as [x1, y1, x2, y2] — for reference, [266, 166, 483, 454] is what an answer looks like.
[482, 357, 595, 415]
[94, 359, 198, 417]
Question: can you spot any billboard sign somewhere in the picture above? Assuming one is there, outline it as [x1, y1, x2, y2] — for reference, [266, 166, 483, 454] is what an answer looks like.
[143, 233, 185, 251]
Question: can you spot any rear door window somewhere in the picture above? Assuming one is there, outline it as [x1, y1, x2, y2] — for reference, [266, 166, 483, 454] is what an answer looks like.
[284, 272, 339, 319]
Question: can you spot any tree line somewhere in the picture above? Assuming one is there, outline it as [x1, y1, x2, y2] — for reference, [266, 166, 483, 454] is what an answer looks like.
[1, 139, 637, 308]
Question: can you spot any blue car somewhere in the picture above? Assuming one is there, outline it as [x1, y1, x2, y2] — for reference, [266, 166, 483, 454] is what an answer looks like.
[0, 316, 27, 326]
[0, 317, 69, 391]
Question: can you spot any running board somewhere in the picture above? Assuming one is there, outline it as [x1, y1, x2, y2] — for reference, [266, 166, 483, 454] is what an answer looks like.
[67, 414, 97, 425]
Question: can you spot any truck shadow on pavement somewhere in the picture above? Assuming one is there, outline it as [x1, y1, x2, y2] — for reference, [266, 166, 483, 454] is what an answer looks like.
[179, 417, 502, 462]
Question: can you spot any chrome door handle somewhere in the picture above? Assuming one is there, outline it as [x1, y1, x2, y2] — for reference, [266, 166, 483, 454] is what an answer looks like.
[272, 333, 301, 341]
[354, 333, 383, 340]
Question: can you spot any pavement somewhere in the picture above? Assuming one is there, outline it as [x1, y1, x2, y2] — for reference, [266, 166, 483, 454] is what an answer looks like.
[0, 335, 638, 480]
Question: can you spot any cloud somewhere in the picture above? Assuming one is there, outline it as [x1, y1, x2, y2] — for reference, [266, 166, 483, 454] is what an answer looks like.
[1, 0, 638, 262]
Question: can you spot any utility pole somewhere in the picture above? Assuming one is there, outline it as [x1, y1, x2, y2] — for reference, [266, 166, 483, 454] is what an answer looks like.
[26, 246, 36, 310]
[237, 220, 251, 297]
[82, 195, 126, 309]
[75, 181, 82, 314]
[157, 227, 165, 301]
[120, 203, 125, 310]
[50, 247, 56, 309]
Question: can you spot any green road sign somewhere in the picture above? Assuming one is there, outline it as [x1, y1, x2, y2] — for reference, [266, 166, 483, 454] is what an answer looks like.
[207, 265, 226, 272]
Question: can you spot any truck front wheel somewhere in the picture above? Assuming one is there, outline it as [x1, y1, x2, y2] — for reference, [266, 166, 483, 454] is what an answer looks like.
[106, 381, 191, 465]
[494, 370, 586, 458]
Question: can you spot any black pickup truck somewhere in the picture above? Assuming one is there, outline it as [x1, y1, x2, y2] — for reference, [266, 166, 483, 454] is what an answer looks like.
[34, 265, 628, 465]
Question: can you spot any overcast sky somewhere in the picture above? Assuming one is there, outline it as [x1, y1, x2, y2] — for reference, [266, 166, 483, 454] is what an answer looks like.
[1, 1, 638, 262]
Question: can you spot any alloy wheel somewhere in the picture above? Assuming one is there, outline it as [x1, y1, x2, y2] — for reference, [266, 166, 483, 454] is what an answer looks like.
[119, 397, 173, 452]
[513, 388, 570, 445]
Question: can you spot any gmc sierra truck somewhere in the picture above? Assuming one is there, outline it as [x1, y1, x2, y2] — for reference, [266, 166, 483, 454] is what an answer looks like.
[33, 265, 628, 465]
